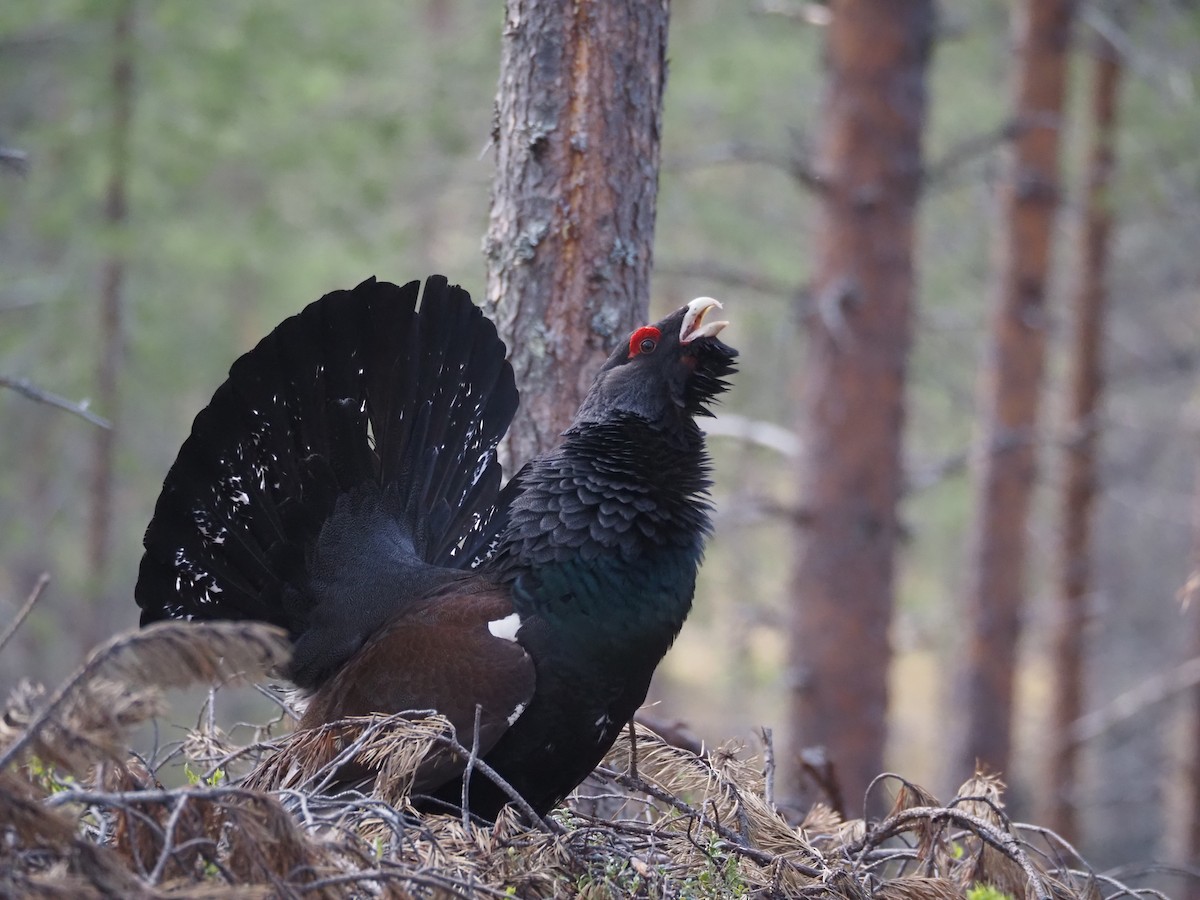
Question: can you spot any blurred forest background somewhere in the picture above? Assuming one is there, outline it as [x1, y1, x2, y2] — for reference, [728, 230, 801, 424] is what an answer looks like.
[2, 0, 1199, 892]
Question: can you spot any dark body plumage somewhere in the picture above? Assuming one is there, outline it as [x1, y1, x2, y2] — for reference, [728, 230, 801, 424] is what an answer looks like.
[137, 275, 736, 819]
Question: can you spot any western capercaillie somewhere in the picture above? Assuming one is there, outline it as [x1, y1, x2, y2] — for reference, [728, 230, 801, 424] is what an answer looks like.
[137, 275, 736, 819]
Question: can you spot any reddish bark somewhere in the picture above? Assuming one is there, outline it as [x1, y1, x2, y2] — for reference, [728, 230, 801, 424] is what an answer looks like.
[484, 0, 668, 468]
[1046, 31, 1121, 843]
[1188, 462, 1200, 900]
[956, 0, 1076, 780]
[787, 0, 933, 810]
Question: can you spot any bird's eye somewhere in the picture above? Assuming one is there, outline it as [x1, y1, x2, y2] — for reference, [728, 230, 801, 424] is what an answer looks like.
[628, 325, 663, 358]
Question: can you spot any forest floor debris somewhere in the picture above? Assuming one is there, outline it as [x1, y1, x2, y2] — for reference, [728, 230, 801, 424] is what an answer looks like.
[0, 622, 1174, 899]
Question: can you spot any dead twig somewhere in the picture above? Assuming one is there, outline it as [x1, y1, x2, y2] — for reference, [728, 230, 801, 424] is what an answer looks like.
[1, 640, 1158, 899]
[1071, 655, 1200, 744]
[626, 719, 639, 783]
[752, 0, 832, 26]
[0, 145, 28, 175]
[0, 374, 111, 429]
[461, 704, 482, 832]
[665, 139, 823, 191]
[147, 793, 189, 884]
[759, 726, 776, 809]
[594, 763, 824, 879]
[922, 118, 1023, 187]
[0, 621, 289, 773]
[799, 746, 845, 819]
[656, 260, 798, 299]
[0, 573, 50, 656]
[848, 805, 1053, 900]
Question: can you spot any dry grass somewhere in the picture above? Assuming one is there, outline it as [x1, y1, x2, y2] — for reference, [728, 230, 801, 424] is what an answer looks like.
[0, 621, 1169, 899]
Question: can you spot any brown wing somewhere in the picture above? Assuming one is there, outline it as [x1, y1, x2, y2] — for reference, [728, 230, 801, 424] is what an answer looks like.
[297, 581, 535, 797]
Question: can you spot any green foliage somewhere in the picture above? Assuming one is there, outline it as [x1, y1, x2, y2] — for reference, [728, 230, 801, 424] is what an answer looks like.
[574, 832, 748, 900]
[967, 885, 1015, 900]
[674, 838, 749, 899]
[183, 763, 224, 788]
[24, 755, 75, 795]
[574, 857, 646, 898]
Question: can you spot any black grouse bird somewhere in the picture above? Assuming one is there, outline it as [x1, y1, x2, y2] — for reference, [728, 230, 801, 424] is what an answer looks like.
[136, 275, 736, 819]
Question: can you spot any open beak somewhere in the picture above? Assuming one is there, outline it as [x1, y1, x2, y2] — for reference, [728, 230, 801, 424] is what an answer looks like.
[679, 297, 729, 344]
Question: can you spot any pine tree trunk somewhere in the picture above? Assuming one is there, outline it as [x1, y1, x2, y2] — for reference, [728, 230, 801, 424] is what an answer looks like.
[485, 0, 668, 469]
[1180, 458, 1200, 900]
[1187, 467, 1200, 900]
[786, 0, 933, 811]
[955, 0, 1076, 781]
[87, 0, 135, 651]
[1046, 29, 1120, 843]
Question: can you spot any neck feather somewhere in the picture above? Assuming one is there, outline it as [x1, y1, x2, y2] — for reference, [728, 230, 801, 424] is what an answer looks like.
[488, 415, 714, 573]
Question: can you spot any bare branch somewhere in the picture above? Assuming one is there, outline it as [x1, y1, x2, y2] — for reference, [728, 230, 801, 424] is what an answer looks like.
[850, 805, 1055, 900]
[1082, 4, 1197, 105]
[431, 730, 562, 834]
[0, 621, 290, 772]
[461, 704, 482, 832]
[752, 0, 832, 26]
[922, 119, 1021, 187]
[631, 713, 702, 755]
[0, 573, 50, 656]
[655, 260, 799, 299]
[1070, 654, 1200, 745]
[593, 763, 823, 878]
[626, 719, 639, 782]
[904, 448, 971, 494]
[147, 795, 189, 884]
[0, 145, 29, 176]
[703, 413, 801, 458]
[759, 726, 776, 809]
[2, 707, 1149, 898]
[666, 139, 823, 191]
[0, 375, 112, 429]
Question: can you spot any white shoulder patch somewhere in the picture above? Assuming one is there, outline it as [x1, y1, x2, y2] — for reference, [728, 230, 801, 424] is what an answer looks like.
[487, 612, 522, 643]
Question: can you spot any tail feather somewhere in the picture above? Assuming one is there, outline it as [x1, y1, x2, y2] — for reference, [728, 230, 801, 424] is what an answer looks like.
[136, 277, 519, 665]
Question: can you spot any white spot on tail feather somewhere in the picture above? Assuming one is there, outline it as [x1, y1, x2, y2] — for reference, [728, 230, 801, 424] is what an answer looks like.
[507, 702, 527, 726]
[487, 612, 522, 642]
[595, 712, 612, 742]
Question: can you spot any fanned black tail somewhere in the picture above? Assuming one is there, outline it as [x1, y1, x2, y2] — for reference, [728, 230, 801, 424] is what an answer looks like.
[136, 276, 518, 685]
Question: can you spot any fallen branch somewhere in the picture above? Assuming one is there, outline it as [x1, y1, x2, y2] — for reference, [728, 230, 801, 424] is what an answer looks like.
[849, 804, 1053, 900]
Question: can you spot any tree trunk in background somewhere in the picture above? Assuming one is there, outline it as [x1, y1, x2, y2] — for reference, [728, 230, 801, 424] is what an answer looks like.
[955, 0, 1075, 782]
[424, 0, 450, 31]
[485, 0, 667, 469]
[86, 0, 135, 651]
[1187, 454, 1200, 900]
[1046, 29, 1121, 843]
[787, 0, 933, 812]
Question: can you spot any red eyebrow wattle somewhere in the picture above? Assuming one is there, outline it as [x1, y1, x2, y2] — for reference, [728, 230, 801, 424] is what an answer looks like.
[628, 325, 662, 358]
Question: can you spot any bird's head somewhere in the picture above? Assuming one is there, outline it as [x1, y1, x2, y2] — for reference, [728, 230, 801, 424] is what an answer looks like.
[573, 297, 738, 427]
